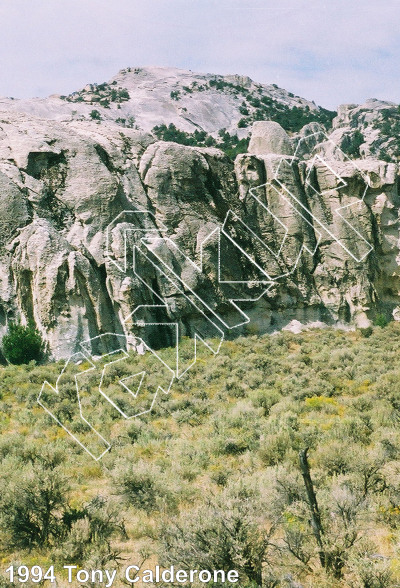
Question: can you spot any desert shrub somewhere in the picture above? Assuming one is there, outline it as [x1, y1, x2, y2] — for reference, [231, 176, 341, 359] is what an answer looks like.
[113, 460, 175, 513]
[249, 388, 282, 415]
[259, 430, 294, 466]
[171, 397, 210, 424]
[2, 322, 44, 365]
[159, 482, 271, 586]
[359, 326, 373, 338]
[212, 402, 262, 455]
[126, 419, 146, 443]
[313, 440, 355, 475]
[218, 435, 251, 455]
[330, 414, 373, 445]
[0, 450, 69, 548]
[209, 463, 232, 486]
[0, 434, 25, 460]
[55, 496, 125, 565]
[348, 553, 393, 588]
[169, 438, 210, 481]
[223, 377, 247, 397]
[270, 461, 368, 580]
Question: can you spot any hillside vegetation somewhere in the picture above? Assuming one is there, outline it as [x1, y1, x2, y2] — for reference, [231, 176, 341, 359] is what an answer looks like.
[1, 325, 400, 586]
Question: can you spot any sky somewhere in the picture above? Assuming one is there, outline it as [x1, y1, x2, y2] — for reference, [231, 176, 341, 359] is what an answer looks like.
[0, 0, 399, 109]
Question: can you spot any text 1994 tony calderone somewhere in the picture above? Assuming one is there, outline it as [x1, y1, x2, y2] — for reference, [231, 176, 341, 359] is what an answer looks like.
[5, 564, 240, 586]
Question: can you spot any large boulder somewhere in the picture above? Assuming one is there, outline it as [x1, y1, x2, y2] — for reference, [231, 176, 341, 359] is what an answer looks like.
[248, 121, 293, 156]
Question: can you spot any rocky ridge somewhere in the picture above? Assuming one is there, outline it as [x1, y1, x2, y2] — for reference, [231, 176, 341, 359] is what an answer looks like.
[0, 66, 334, 137]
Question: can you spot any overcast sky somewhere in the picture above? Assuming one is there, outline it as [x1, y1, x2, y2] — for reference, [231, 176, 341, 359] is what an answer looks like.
[0, 0, 399, 109]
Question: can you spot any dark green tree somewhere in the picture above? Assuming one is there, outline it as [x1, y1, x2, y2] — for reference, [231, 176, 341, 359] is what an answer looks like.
[2, 322, 44, 365]
[89, 109, 102, 121]
[342, 130, 365, 157]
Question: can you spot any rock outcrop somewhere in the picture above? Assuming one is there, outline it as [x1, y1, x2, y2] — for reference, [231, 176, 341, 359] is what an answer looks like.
[0, 66, 322, 137]
[0, 71, 399, 359]
[248, 121, 293, 156]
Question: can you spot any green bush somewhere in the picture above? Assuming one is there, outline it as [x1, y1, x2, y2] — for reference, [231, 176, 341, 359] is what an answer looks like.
[0, 449, 69, 549]
[151, 123, 248, 160]
[342, 130, 365, 157]
[113, 460, 175, 513]
[56, 496, 125, 565]
[359, 326, 373, 338]
[2, 322, 44, 365]
[90, 109, 102, 121]
[374, 313, 389, 328]
[159, 483, 269, 586]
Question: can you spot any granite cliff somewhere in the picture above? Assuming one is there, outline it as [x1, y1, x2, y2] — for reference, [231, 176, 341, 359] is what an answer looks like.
[0, 68, 399, 359]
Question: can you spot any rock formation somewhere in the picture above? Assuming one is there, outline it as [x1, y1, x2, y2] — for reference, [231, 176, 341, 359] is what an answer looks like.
[248, 121, 293, 156]
[0, 69, 399, 359]
[0, 66, 322, 136]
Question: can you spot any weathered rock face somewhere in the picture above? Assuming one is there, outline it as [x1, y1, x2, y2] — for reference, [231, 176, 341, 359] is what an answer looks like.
[0, 105, 399, 359]
[0, 66, 321, 137]
[248, 121, 293, 156]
